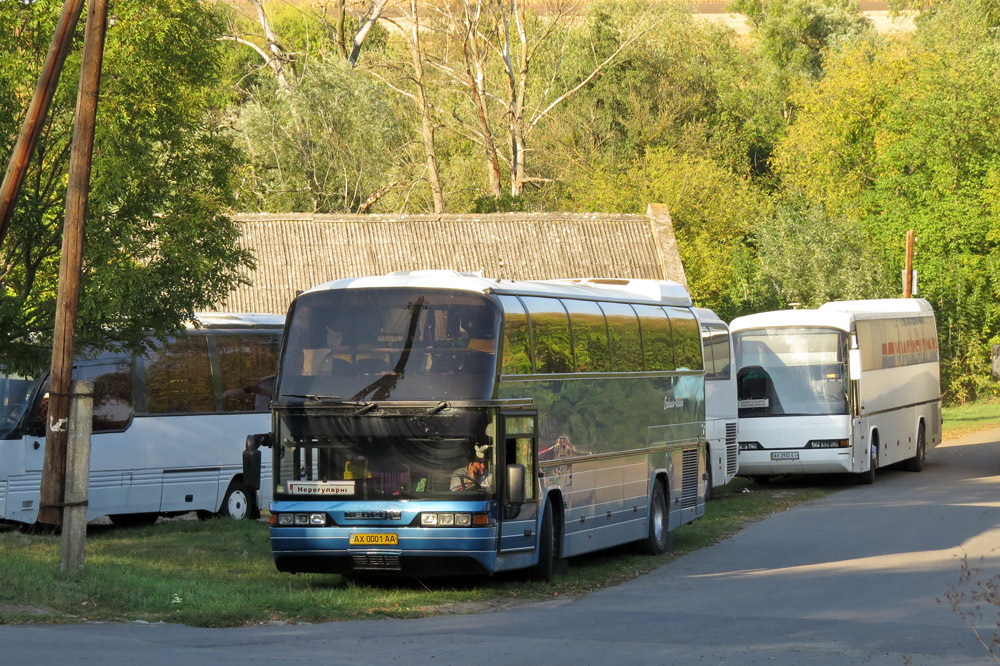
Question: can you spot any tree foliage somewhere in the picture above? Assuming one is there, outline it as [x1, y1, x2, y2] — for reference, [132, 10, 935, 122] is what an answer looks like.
[0, 0, 252, 374]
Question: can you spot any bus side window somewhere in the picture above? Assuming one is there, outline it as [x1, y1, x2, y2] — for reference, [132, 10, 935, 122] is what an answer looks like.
[143, 335, 215, 414]
[76, 361, 134, 432]
[665, 307, 703, 372]
[601, 302, 643, 372]
[217, 333, 281, 413]
[521, 297, 573, 374]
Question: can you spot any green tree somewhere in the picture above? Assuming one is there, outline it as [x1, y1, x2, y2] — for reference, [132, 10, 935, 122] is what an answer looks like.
[230, 59, 415, 213]
[772, 1, 1000, 400]
[0, 0, 252, 374]
[557, 147, 769, 316]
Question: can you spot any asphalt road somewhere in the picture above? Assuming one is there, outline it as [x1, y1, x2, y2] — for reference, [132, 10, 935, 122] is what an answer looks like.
[4, 428, 1000, 666]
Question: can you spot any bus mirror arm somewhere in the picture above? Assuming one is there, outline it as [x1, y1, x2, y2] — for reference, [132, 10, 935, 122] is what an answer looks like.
[505, 464, 526, 513]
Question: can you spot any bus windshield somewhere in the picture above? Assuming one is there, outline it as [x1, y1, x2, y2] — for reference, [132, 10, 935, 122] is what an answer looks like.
[274, 407, 496, 500]
[0, 374, 37, 439]
[735, 327, 848, 417]
[277, 288, 501, 402]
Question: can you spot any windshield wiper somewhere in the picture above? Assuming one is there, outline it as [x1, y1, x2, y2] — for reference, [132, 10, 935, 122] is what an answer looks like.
[284, 394, 342, 402]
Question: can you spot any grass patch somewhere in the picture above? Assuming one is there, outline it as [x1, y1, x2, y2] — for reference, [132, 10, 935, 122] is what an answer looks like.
[0, 477, 831, 627]
[943, 400, 1000, 439]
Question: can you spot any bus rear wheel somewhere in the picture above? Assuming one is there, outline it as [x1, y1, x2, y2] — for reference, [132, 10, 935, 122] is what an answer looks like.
[638, 481, 672, 555]
[904, 424, 926, 472]
[220, 480, 253, 519]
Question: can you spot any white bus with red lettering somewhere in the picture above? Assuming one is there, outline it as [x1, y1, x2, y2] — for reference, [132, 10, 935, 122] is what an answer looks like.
[731, 299, 941, 484]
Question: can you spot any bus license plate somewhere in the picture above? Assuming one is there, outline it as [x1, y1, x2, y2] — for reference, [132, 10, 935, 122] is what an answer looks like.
[349, 533, 398, 546]
[771, 451, 799, 461]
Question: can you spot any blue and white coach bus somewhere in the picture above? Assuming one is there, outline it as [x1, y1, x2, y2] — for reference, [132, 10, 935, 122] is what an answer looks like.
[731, 299, 941, 484]
[0, 313, 283, 527]
[249, 272, 707, 579]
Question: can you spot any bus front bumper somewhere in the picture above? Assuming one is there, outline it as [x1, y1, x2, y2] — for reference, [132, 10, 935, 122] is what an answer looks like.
[738, 449, 854, 476]
[270, 525, 498, 576]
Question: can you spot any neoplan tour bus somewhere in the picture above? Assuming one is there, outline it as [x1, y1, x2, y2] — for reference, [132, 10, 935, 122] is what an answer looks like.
[0, 313, 283, 527]
[695, 308, 738, 499]
[247, 271, 707, 579]
[730, 299, 941, 484]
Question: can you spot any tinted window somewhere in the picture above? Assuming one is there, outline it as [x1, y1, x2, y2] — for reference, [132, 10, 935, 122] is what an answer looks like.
[278, 289, 500, 401]
[498, 295, 532, 375]
[76, 361, 134, 432]
[666, 307, 703, 371]
[217, 334, 281, 412]
[703, 324, 731, 380]
[634, 305, 674, 371]
[601, 302, 643, 372]
[144, 335, 215, 414]
[565, 299, 609, 372]
[522, 297, 573, 374]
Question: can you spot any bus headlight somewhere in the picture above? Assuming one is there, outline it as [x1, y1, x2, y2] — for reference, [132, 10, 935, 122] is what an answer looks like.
[807, 439, 850, 449]
[739, 441, 762, 451]
[272, 512, 328, 526]
[419, 512, 485, 527]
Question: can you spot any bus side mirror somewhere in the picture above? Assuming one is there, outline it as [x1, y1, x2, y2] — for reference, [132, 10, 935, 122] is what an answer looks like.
[848, 348, 862, 379]
[506, 464, 526, 508]
[243, 433, 271, 491]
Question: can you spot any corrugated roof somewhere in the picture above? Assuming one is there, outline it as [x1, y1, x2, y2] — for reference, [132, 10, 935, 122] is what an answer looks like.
[217, 205, 685, 315]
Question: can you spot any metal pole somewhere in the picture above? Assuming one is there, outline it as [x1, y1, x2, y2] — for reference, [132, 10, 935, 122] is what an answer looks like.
[904, 229, 914, 298]
[0, 0, 86, 248]
[38, 0, 108, 527]
[60, 380, 92, 574]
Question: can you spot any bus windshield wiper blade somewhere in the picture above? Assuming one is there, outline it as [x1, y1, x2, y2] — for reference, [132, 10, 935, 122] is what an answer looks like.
[284, 394, 342, 402]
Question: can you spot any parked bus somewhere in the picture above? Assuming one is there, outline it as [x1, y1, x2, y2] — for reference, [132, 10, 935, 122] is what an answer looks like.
[730, 299, 941, 484]
[248, 272, 707, 579]
[695, 308, 738, 498]
[0, 313, 283, 527]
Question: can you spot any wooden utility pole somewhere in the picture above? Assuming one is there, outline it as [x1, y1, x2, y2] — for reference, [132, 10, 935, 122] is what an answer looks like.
[0, 0, 86, 248]
[38, 0, 109, 528]
[60, 380, 92, 573]
[903, 229, 914, 298]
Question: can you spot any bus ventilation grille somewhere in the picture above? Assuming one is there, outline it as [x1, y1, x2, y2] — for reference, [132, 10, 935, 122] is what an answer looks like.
[726, 422, 739, 476]
[681, 447, 699, 509]
[352, 554, 402, 571]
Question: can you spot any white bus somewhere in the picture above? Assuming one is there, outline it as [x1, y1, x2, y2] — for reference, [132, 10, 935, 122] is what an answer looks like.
[0, 313, 283, 527]
[252, 272, 707, 578]
[696, 308, 738, 498]
[731, 299, 941, 484]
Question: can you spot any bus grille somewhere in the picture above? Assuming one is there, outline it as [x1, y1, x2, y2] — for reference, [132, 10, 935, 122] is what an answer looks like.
[726, 422, 739, 476]
[352, 553, 402, 571]
[681, 447, 699, 509]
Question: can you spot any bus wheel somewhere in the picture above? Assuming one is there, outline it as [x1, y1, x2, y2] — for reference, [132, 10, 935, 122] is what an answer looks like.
[858, 442, 877, 485]
[108, 512, 158, 528]
[532, 502, 559, 582]
[638, 481, 672, 556]
[220, 480, 252, 519]
[905, 424, 926, 472]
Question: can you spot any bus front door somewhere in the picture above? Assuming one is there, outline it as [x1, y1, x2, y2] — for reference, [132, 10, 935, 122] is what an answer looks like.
[498, 411, 538, 554]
